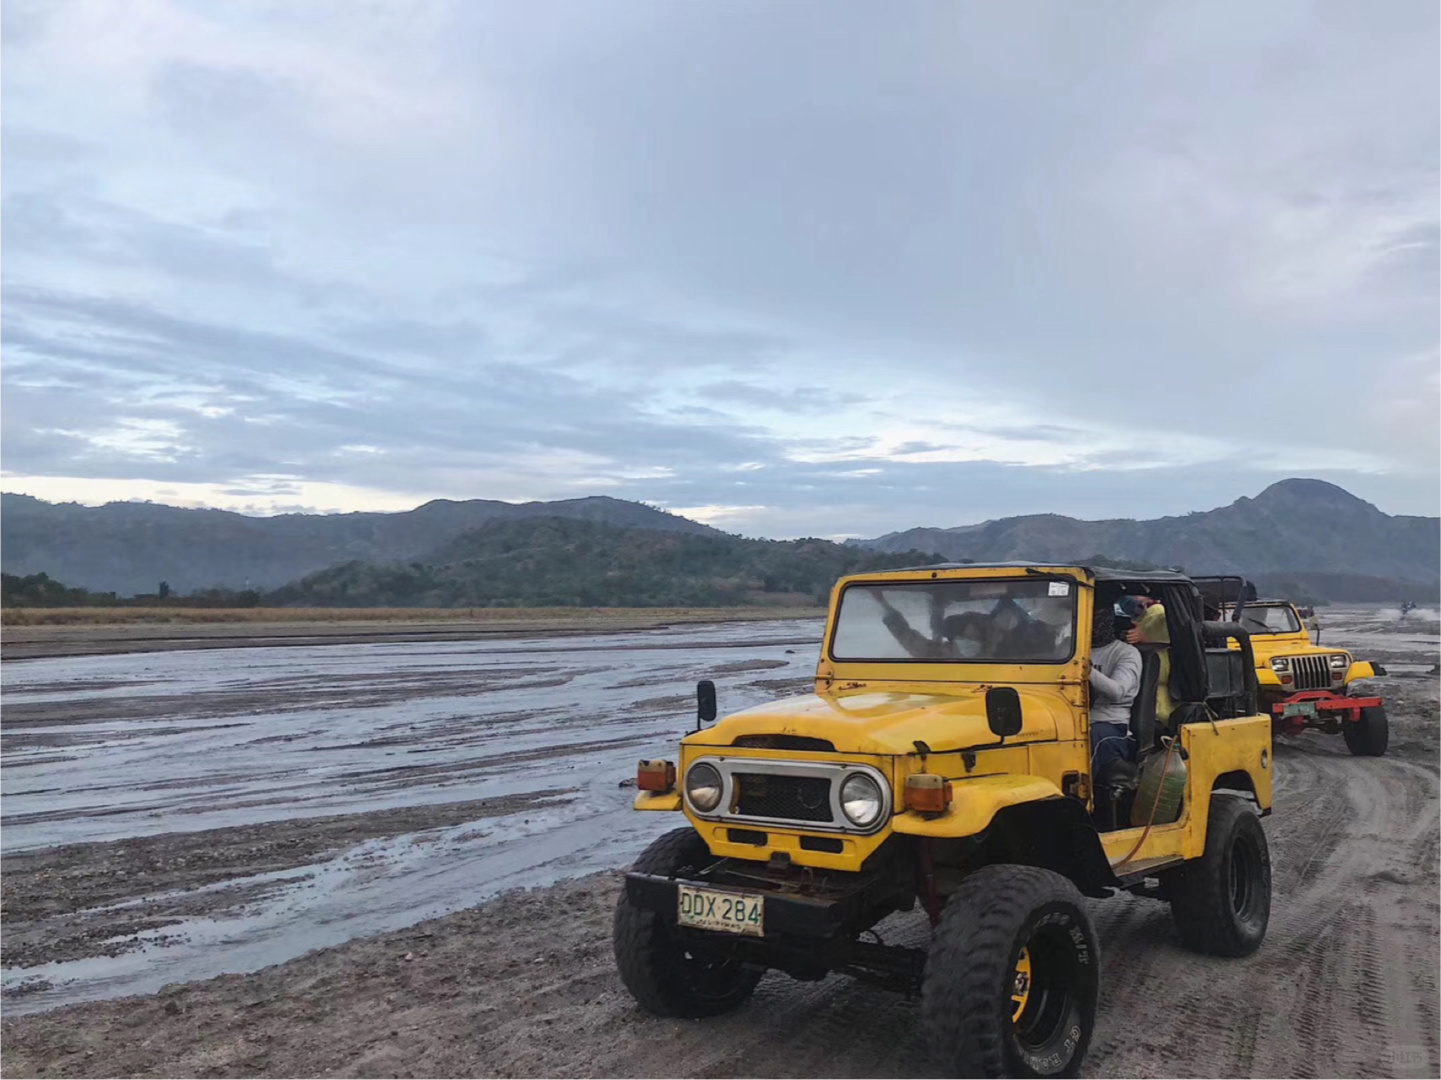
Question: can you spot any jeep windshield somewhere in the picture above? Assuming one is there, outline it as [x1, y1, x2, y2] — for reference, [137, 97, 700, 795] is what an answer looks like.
[830, 578, 1076, 662]
[1224, 603, 1301, 634]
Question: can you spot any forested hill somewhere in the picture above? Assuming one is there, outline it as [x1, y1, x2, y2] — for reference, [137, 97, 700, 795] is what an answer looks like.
[0, 493, 718, 595]
[264, 517, 942, 608]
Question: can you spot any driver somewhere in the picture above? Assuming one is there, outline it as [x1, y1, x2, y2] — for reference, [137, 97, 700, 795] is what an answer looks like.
[989, 596, 1060, 657]
[878, 597, 997, 659]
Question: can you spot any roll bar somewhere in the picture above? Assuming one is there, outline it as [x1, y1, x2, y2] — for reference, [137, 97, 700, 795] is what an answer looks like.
[1201, 619, 1258, 717]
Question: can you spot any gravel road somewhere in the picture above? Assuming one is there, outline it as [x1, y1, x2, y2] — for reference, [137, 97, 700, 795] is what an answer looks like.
[3, 608, 1436, 1077]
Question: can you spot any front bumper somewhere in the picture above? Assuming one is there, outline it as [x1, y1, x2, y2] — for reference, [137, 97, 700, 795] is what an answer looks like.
[1270, 690, 1383, 734]
[624, 856, 908, 941]
[624, 858, 924, 989]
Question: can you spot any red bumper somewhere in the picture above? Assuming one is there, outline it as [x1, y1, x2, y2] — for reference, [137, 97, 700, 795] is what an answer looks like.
[1271, 690, 1382, 735]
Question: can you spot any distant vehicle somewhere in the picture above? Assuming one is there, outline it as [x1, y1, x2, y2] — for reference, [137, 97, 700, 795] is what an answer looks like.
[1400, 601, 1418, 617]
[615, 562, 1272, 1078]
[1195, 576, 1389, 757]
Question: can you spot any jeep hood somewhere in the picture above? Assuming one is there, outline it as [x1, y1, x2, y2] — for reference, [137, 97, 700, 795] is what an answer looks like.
[1240, 635, 1350, 662]
[686, 687, 1067, 755]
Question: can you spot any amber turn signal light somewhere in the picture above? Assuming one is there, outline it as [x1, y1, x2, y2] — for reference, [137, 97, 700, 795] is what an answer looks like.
[905, 773, 952, 813]
[637, 759, 676, 793]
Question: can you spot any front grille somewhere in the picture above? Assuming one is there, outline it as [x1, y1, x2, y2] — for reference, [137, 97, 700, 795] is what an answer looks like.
[732, 734, 836, 752]
[1291, 655, 1331, 690]
[733, 773, 834, 823]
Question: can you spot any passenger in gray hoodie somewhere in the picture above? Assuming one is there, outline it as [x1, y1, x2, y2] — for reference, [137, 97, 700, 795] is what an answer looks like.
[1089, 596, 1142, 771]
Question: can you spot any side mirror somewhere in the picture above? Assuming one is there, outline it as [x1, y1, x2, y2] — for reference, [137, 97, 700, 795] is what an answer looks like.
[696, 680, 717, 726]
[985, 687, 1023, 739]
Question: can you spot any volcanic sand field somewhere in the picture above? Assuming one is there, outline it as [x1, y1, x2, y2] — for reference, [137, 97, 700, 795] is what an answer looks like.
[2, 607, 1437, 1077]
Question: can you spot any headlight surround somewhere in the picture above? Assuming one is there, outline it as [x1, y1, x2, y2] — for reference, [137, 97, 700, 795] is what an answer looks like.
[684, 761, 723, 812]
[1270, 657, 1290, 672]
[1329, 654, 1349, 670]
[840, 772, 885, 828]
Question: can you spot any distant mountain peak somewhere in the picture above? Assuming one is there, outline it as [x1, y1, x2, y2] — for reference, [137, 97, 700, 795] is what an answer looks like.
[1255, 478, 1365, 501]
[1250, 478, 1378, 513]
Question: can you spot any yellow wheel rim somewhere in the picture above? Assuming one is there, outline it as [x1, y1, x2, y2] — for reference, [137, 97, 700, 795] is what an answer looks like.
[1011, 946, 1032, 1024]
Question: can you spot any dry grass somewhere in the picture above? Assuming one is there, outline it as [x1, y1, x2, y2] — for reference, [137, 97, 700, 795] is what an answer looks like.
[1, 605, 823, 627]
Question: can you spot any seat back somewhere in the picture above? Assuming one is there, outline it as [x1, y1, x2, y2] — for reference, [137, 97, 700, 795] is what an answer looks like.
[1130, 646, 1163, 749]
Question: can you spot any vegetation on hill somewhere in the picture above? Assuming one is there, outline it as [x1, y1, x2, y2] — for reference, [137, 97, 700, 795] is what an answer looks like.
[1, 571, 261, 609]
[0, 493, 717, 596]
[2, 572, 110, 607]
[264, 517, 943, 608]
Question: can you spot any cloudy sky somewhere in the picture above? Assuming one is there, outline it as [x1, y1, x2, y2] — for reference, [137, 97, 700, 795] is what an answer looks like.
[3, 0, 1437, 538]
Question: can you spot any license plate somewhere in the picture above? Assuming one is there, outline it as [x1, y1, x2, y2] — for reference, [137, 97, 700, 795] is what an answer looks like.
[677, 885, 764, 936]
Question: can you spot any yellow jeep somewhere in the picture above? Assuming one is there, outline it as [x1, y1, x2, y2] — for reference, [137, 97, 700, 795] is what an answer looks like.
[613, 563, 1274, 1078]
[1196, 576, 1389, 756]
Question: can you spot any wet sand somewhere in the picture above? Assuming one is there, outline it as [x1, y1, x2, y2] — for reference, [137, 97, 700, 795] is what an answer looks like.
[1, 619, 823, 1008]
[2, 607, 1437, 1077]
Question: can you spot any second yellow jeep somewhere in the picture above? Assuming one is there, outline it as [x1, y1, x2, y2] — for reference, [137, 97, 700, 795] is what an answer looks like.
[613, 563, 1275, 1079]
[1196, 576, 1390, 756]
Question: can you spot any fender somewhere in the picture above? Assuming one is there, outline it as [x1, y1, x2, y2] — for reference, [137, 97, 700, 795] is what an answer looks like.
[893, 777, 1117, 897]
[1346, 660, 1384, 682]
[892, 774, 1067, 839]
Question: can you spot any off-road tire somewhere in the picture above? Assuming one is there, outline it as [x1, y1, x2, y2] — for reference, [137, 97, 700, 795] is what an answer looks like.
[922, 865, 1099, 1079]
[1343, 703, 1388, 756]
[1167, 794, 1270, 956]
[612, 827, 761, 1018]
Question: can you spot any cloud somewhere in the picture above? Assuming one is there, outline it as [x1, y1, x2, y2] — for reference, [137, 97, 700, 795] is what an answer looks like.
[701, 381, 865, 413]
[2, 0, 1436, 534]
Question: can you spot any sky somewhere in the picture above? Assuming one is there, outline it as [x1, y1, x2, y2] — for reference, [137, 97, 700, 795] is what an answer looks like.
[3, 0, 1438, 540]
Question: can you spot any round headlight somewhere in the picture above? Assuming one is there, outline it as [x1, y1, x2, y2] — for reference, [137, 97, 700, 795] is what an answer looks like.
[685, 762, 723, 812]
[840, 772, 885, 828]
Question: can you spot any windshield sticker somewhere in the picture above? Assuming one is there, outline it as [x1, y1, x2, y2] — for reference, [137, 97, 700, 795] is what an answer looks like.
[1048, 581, 1071, 597]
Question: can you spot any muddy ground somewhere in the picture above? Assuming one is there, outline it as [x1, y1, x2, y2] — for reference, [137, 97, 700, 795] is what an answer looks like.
[2, 607, 1437, 1077]
[1, 792, 572, 970]
[1, 621, 821, 1009]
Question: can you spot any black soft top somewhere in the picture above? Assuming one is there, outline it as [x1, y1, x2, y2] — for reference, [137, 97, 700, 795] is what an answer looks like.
[881, 560, 1196, 586]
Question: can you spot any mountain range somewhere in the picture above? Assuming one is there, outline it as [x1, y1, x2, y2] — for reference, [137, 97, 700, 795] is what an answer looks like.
[1, 478, 1436, 604]
[0, 493, 716, 596]
[848, 479, 1439, 588]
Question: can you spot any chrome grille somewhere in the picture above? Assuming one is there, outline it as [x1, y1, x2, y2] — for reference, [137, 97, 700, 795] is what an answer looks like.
[684, 757, 891, 835]
[733, 773, 834, 823]
[1291, 654, 1331, 690]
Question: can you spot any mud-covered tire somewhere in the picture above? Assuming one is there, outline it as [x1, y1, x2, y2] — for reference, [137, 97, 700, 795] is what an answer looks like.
[1167, 794, 1270, 956]
[1343, 703, 1388, 756]
[612, 827, 761, 1018]
[922, 865, 1099, 1079]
